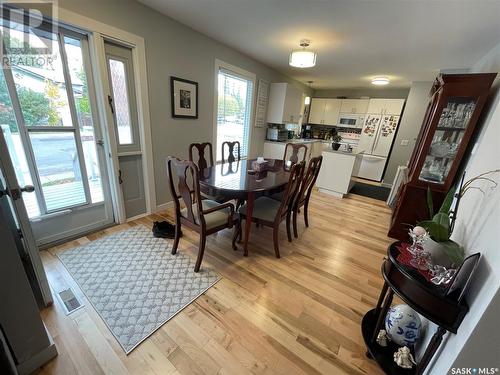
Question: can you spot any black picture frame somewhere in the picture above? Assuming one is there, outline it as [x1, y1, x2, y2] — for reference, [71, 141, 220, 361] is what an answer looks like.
[170, 76, 199, 119]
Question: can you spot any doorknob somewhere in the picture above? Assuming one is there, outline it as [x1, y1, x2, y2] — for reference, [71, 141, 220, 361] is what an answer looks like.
[118, 170, 123, 184]
[96, 139, 104, 146]
[108, 95, 115, 114]
[0, 185, 35, 200]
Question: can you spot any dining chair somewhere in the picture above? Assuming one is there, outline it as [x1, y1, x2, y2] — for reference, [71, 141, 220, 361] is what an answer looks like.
[221, 141, 241, 163]
[166, 156, 240, 272]
[284, 143, 308, 166]
[189, 142, 214, 170]
[237, 161, 305, 258]
[292, 155, 323, 238]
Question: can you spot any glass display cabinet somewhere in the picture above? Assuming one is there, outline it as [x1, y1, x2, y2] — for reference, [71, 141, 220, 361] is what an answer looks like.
[389, 73, 497, 240]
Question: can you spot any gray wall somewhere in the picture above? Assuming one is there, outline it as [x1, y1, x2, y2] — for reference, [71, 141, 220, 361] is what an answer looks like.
[313, 87, 410, 99]
[383, 81, 433, 184]
[58, 0, 312, 206]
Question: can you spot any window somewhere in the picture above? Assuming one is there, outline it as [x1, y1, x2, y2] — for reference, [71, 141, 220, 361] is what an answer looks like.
[215, 64, 254, 161]
[0, 15, 104, 217]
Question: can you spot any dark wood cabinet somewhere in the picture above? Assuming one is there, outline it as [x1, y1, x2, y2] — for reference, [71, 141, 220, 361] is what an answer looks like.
[388, 73, 497, 240]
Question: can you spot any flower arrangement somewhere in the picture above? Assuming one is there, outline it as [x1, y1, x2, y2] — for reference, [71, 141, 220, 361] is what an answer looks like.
[418, 169, 499, 265]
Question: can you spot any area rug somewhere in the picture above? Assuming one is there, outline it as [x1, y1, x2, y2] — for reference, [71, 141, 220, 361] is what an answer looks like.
[350, 182, 391, 201]
[57, 225, 220, 354]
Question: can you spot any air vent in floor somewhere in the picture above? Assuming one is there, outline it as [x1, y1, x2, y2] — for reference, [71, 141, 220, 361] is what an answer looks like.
[57, 288, 83, 315]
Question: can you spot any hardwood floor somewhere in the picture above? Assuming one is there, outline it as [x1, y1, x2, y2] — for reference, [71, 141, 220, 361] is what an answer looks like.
[38, 191, 394, 375]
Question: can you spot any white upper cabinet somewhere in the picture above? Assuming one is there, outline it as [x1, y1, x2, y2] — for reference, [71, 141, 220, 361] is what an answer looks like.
[309, 98, 326, 124]
[266, 83, 303, 124]
[323, 99, 342, 125]
[340, 99, 369, 114]
[367, 98, 405, 115]
[308, 98, 341, 125]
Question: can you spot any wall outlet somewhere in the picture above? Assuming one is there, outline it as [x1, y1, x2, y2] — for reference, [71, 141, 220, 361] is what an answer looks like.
[400, 139, 409, 146]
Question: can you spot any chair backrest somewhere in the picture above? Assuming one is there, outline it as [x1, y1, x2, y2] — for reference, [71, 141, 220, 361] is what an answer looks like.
[166, 156, 203, 226]
[221, 141, 241, 163]
[296, 155, 323, 207]
[276, 161, 305, 222]
[284, 143, 308, 166]
[189, 142, 214, 171]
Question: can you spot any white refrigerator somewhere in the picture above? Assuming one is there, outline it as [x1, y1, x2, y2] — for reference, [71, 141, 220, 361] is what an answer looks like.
[356, 114, 401, 181]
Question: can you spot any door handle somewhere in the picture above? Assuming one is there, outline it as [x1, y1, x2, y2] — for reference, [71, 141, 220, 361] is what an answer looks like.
[96, 139, 104, 146]
[108, 95, 115, 114]
[0, 185, 35, 200]
[118, 170, 123, 184]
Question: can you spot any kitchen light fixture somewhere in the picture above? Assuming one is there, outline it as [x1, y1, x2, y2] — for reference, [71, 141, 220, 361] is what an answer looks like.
[304, 96, 311, 105]
[371, 77, 390, 86]
[289, 39, 316, 68]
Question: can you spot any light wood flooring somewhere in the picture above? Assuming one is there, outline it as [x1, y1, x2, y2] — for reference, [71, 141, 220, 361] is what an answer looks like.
[37, 191, 395, 375]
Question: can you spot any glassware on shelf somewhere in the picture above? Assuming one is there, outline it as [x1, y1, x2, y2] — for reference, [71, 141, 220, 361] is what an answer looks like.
[408, 227, 431, 270]
[429, 265, 457, 285]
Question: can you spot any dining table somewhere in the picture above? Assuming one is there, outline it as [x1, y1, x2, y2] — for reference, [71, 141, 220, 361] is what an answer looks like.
[198, 158, 290, 256]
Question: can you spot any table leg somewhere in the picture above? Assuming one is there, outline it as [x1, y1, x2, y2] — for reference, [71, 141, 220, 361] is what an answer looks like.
[371, 289, 394, 344]
[374, 282, 389, 314]
[416, 326, 446, 375]
[243, 192, 255, 257]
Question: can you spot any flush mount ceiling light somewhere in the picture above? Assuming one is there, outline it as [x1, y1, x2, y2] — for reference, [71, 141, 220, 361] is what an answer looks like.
[371, 77, 390, 86]
[289, 39, 317, 68]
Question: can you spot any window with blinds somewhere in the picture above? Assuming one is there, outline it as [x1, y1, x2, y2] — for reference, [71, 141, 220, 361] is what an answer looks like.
[216, 68, 254, 161]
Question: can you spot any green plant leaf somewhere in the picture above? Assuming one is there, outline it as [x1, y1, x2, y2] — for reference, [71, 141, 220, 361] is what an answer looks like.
[418, 220, 449, 242]
[426, 187, 434, 218]
[439, 240, 465, 265]
[433, 212, 450, 233]
[439, 186, 456, 214]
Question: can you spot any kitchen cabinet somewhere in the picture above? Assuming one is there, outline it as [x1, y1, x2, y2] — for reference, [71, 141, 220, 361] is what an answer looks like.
[367, 98, 405, 115]
[340, 99, 369, 114]
[266, 83, 303, 124]
[388, 73, 496, 240]
[308, 98, 341, 125]
[309, 98, 326, 124]
[263, 141, 286, 160]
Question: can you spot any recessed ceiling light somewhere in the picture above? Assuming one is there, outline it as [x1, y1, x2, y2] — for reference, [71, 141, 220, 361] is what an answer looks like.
[289, 39, 317, 68]
[371, 77, 390, 86]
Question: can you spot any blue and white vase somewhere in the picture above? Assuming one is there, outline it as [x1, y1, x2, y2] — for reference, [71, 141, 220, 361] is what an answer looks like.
[385, 304, 422, 346]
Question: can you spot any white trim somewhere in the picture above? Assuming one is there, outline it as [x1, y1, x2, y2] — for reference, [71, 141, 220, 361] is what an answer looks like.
[54, 8, 156, 224]
[155, 200, 175, 213]
[213, 59, 257, 161]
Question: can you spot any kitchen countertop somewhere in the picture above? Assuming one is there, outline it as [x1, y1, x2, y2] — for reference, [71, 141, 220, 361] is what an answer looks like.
[264, 138, 331, 144]
[323, 148, 364, 156]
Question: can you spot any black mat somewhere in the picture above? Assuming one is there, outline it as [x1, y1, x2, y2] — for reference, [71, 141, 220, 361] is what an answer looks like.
[350, 182, 390, 201]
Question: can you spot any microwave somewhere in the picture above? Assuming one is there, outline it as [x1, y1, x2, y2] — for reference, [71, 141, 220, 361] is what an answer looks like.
[267, 128, 288, 142]
[338, 113, 365, 128]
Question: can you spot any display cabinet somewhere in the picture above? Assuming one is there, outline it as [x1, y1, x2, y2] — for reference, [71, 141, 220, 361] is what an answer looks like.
[388, 73, 496, 240]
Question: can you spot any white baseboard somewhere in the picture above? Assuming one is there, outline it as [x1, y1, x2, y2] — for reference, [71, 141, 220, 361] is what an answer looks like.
[16, 341, 57, 375]
[381, 182, 393, 188]
[319, 188, 344, 199]
[155, 201, 174, 212]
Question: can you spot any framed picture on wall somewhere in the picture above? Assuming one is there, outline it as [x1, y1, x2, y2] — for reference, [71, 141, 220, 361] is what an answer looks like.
[170, 76, 198, 118]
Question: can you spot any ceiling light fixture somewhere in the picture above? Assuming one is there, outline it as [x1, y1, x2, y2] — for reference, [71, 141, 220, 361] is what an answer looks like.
[371, 77, 390, 86]
[289, 39, 317, 68]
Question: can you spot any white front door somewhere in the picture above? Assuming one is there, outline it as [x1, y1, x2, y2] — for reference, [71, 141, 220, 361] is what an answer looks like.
[105, 42, 146, 219]
[0, 20, 114, 246]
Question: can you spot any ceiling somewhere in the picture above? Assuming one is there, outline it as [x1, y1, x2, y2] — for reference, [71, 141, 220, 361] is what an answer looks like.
[138, 0, 500, 89]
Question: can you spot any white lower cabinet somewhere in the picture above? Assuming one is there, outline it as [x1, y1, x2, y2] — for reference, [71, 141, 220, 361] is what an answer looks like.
[263, 142, 286, 160]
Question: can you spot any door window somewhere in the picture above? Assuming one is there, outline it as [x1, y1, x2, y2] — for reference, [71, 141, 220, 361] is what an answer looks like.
[1, 18, 104, 217]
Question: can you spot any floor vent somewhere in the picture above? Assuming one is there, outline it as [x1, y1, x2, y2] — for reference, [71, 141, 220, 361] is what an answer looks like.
[57, 288, 83, 315]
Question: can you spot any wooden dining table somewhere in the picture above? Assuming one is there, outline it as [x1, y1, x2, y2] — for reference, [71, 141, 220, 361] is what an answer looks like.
[198, 158, 290, 256]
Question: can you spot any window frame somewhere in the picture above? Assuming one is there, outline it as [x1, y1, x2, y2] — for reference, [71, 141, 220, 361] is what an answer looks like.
[0, 19, 104, 215]
[213, 59, 256, 162]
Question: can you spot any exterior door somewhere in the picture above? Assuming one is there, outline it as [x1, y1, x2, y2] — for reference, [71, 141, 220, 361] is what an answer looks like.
[0, 130, 52, 306]
[0, 21, 114, 246]
[105, 42, 146, 219]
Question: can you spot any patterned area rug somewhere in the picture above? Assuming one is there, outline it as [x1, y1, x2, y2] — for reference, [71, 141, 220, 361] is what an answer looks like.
[57, 225, 220, 354]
